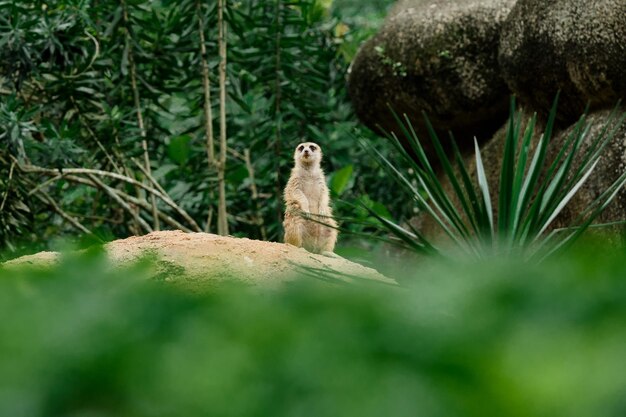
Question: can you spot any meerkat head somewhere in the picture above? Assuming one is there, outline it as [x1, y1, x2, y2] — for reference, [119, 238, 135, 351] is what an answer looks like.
[294, 142, 322, 169]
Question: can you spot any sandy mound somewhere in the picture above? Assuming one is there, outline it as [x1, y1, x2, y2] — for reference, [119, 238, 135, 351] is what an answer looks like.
[5, 231, 394, 289]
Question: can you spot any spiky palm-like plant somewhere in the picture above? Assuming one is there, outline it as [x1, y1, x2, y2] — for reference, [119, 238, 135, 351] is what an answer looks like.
[362, 96, 626, 260]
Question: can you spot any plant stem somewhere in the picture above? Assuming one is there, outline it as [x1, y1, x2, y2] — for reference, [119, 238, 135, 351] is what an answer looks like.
[34, 190, 93, 236]
[87, 174, 153, 234]
[122, 0, 160, 231]
[217, 0, 229, 235]
[62, 174, 194, 232]
[197, 0, 217, 234]
[196, 0, 215, 165]
[274, 0, 283, 228]
[244, 149, 267, 240]
[0, 161, 15, 212]
[130, 158, 203, 232]
[18, 162, 202, 232]
[70, 95, 122, 174]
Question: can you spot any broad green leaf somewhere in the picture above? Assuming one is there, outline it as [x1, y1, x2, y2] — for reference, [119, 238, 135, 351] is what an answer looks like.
[167, 135, 192, 165]
[330, 165, 353, 195]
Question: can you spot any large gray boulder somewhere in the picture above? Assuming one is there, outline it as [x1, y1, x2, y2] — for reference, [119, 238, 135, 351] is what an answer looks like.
[499, 0, 626, 123]
[348, 0, 515, 153]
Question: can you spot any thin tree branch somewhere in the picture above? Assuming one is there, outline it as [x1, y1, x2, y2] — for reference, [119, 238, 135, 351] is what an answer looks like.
[70, 95, 122, 174]
[244, 149, 267, 240]
[27, 174, 62, 197]
[17, 162, 201, 232]
[129, 158, 203, 232]
[87, 174, 153, 234]
[0, 161, 16, 212]
[205, 206, 213, 233]
[122, 0, 160, 230]
[34, 190, 94, 236]
[228, 147, 245, 160]
[56, 174, 194, 232]
[122, 192, 193, 233]
[62, 29, 100, 80]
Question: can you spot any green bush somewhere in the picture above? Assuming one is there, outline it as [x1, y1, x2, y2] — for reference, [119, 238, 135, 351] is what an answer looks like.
[1, 246, 626, 417]
[0, 0, 405, 253]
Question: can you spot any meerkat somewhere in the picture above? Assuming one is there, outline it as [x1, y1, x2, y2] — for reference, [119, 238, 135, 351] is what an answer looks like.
[283, 142, 338, 255]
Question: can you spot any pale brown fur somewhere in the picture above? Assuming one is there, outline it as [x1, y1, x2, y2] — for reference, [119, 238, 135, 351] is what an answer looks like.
[283, 142, 338, 254]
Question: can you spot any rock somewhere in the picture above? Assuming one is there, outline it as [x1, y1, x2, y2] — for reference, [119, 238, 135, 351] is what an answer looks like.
[348, 0, 515, 154]
[4, 231, 396, 290]
[550, 109, 626, 230]
[499, 0, 626, 123]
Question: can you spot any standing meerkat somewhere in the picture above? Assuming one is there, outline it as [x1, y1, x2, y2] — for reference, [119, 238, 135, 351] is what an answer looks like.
[283, 142, 338, 255]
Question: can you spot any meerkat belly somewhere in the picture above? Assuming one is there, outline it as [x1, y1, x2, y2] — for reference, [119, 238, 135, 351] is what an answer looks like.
[301, 179, 323, 214]
[299, 178, 324, 252]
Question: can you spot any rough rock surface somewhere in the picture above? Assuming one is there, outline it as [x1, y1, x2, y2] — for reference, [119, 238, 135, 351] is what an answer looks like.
[499, 0, 626, 122]
[4, 231, 394, 290]
[550, 110, 626, 230]
[348, 0, 515, 153]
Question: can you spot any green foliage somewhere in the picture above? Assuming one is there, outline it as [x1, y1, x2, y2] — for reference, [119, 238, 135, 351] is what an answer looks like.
[330, 0, 394, 61]
[0, 154, 32, 251]
[330, 164, 353, 195]
[2, 244, 626, 416]
[0, 0, 407, 252]
[362, 97, 626, 259]
[167, 134, 192, 166]
[374, 45, 407, 77]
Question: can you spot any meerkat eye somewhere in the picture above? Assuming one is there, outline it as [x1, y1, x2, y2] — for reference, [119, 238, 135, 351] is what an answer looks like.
[298, 145, 304, 152]
[309, 145, 317, 151]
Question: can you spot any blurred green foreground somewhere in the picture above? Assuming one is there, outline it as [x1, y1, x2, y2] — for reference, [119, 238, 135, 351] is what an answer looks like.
[1, 244, 626, 417]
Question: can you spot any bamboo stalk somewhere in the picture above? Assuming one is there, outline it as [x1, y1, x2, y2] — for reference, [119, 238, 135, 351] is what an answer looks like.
[217, 0, 229, 236]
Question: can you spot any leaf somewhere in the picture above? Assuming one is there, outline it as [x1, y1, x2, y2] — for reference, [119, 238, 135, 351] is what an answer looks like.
[121, 41, 129, 76]
[369, 200, 392, 220]
[152, 164, 178, 180]
[167, 135, 192, 165]
[474, 138, 494, 240]
[330, 165, 353, 195]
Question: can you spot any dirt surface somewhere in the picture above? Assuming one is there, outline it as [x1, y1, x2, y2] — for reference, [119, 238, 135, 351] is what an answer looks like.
[5, 231, 394, 289]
